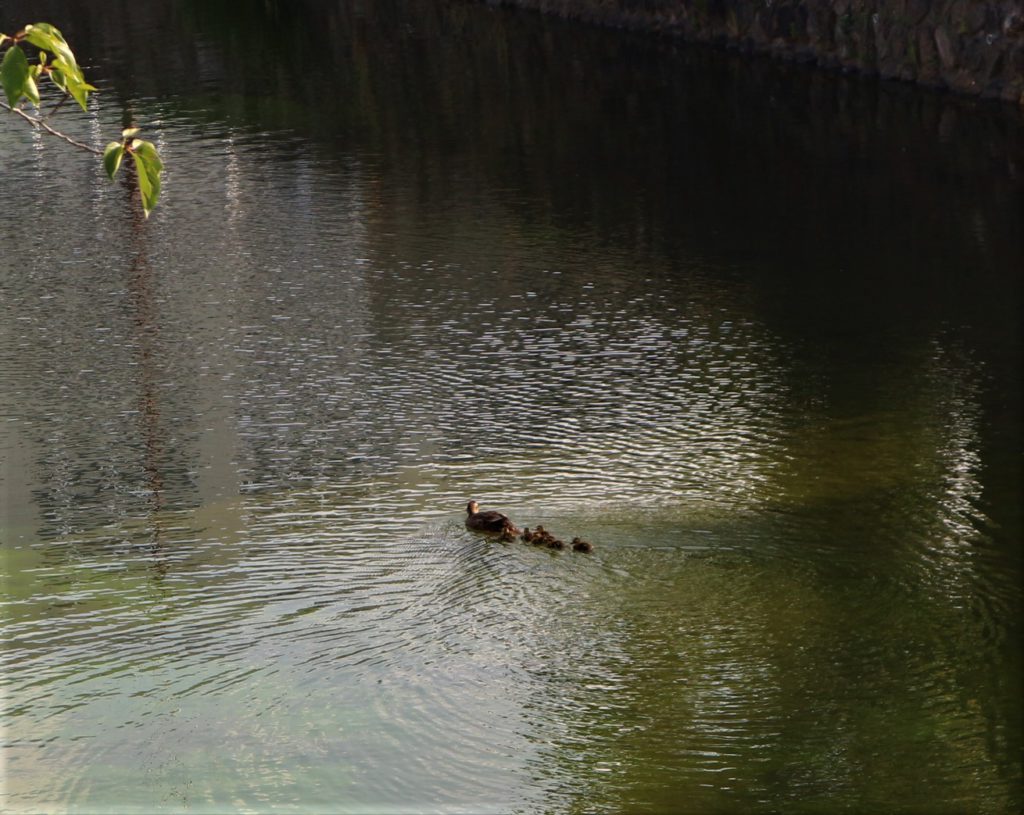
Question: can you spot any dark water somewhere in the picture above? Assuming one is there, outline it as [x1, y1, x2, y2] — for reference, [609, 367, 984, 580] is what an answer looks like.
[1, 1, 1022, 812]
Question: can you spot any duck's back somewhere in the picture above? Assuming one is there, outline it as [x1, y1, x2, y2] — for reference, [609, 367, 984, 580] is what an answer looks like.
[466, 510, 506, 531]
[468, 509, 522, 535]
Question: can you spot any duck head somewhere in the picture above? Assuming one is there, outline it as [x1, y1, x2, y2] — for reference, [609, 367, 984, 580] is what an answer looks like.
[466, 500, 480, 515]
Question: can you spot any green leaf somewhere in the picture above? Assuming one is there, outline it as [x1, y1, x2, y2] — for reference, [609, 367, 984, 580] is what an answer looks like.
[23, 24, 80, 76]
[121, 127, 140, 138]
[24, 24, 95, 110]
[23, 73, 39, 106]
[103, 141, 124, 180]
[1, 43, 29, 106]
[130, 139, 164, 218]
[25, 63, 42, 105]
[50, 57, 96, 111]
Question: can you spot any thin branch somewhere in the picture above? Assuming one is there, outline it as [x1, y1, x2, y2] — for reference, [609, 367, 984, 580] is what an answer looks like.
[1, 100, 102, 154]
[42, 91, 71, 121]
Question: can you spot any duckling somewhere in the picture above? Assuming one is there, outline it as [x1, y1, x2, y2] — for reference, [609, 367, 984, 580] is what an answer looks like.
[545, 537, 565, 550]
[571, 537, 593, 553]
[520, 527, 535, 543]
[465, 501, 520, 536]
[499, 529, 517, 543]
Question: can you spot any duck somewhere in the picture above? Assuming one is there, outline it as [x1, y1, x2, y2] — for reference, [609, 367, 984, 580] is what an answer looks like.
[527, 525, 562, 549]
[571, 537, 593, 553]
[465, 501, 520, 536]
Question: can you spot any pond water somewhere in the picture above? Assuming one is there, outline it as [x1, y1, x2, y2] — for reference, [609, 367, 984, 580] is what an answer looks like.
[1, 1, 1022, 812]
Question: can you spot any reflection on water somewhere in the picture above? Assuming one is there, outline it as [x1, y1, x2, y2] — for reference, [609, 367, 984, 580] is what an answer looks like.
[1, 0, 1021, 812]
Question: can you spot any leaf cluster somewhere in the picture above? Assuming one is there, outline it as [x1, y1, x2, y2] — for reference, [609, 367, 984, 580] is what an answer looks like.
[1, 24, 94, 111]
[104, 129, 164, 218]
[1, 23, 164, 217]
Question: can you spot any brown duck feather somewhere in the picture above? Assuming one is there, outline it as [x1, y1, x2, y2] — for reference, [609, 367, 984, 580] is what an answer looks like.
[465, 501, 519, 535]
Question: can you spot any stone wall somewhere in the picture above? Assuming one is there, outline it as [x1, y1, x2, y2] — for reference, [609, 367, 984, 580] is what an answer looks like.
[486, 0, 1024, 105]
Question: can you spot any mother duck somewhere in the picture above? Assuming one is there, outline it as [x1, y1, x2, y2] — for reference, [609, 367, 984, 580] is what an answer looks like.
[465, 501, 520, 536]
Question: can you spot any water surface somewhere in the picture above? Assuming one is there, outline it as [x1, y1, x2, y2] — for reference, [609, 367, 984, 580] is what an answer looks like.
[1, 1, 1022, 812]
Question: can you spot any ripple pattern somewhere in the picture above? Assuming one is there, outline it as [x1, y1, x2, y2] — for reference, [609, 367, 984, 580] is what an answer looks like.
[1, 48, 1020, 815]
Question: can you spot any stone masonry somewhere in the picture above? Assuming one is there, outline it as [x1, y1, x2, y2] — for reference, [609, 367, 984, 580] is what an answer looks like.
[488, 0, 1024, 105]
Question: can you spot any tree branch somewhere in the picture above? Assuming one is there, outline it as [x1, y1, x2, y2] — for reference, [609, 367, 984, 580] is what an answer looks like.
[1, 100, 102, 154]
[42, 91, 72, 122]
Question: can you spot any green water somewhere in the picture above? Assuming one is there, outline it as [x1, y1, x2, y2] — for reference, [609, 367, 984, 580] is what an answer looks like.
[1, 1, 1021, 812]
